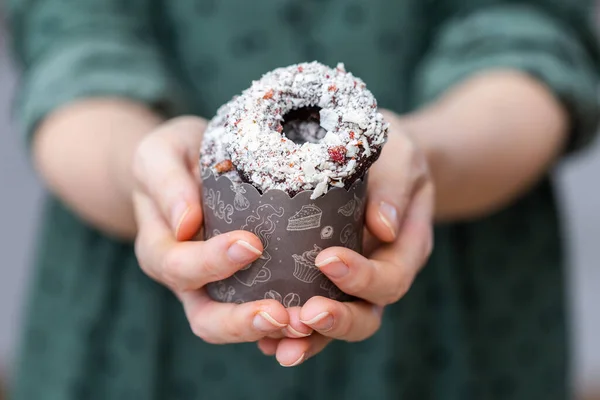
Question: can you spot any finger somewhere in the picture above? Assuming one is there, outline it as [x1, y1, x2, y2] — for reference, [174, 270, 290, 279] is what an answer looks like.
[314, 246, 414, 306]
[365, 128, 429, 243]
[181, 289, 290, 344]
[257, 338, 280, 356]
[134, 191, 263, 291]
[266, 331, 286, 339]
[315, 183, 434, 305]
[281, 307, 313, 338]
[275, 335, 332, 367]
[299, 297, 382, 342]
[133, 117, 207, 240]
[367, 179, 434, 283]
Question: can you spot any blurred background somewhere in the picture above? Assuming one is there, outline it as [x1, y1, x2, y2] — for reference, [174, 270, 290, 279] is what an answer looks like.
[0, 7, 600, 400]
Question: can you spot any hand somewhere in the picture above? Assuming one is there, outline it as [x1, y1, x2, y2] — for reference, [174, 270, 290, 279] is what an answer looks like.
[257, 110, 435, 366]
[132, 117, 291, 344]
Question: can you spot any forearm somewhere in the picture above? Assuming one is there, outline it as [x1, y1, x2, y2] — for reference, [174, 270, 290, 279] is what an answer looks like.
[400, 70, 568, 221]
[33, 98, 164, 239]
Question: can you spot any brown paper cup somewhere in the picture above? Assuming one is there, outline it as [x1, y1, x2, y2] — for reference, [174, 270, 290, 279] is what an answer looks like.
[202, 169, 367, 306]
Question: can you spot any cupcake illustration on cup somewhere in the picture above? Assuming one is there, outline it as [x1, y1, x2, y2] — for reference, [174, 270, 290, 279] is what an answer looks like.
[292, 245, 324, 283]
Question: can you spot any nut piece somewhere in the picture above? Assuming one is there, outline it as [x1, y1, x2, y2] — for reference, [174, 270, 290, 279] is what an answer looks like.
[214, 159, 234, 173]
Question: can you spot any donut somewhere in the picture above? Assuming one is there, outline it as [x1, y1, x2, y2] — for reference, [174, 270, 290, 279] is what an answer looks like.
[201, 62, 388, 199]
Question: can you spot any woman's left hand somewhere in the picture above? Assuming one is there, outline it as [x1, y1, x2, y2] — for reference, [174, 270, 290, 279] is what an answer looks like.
[257, 110, 435, 367]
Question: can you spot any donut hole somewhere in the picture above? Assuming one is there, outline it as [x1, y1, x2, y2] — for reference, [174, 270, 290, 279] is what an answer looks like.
[282, 106, 327, 144]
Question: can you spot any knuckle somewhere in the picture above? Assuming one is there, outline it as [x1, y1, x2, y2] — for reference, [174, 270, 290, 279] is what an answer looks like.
[338, 305, 355, 338]
[189, 320, 205, 339]
[381, 291, 402, 306]
[132, 141, 152, 183]
[190, 319, 218, 344]
[218, 309, 248, 342]
[168, 116, 207, 133]
[158, 169, 183, 194]
[133, 237, 144, 263]
[372, 315, 383, 333]
[425, 232, 435, 259]
[162, 249, 187, 289]
[134, 235, 158, 280]
[200, 258, 228, 283]
[346, 268, 373, 295]
[340, 319, 354, 339]
[389, 276, 407, 303]
[404, 136, 417, 154]
[376, 274, 409, 306]
[223, 320, 245, 342]
[393, 274, 413, 302]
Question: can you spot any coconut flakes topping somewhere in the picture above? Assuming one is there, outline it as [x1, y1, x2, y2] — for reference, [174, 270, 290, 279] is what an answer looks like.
[200, 61, 389, 199]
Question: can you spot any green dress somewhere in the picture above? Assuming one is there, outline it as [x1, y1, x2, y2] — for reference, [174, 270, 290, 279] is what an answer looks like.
[5, 0, 600, 399]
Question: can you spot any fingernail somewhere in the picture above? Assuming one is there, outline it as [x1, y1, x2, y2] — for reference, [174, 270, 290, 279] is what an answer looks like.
[253, 311, 286, 332]
[228, 240, 262, 264]
[280, 353, 305, 367]
[173, 202, 190, 236]
[316, 257, 349, 279]
[379, 201, 399, 239]
[301, 312, 334, 332]
[282, 326, 313, 338]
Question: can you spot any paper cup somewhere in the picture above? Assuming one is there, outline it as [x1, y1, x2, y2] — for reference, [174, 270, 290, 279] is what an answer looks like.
[202, 169, 367, 306]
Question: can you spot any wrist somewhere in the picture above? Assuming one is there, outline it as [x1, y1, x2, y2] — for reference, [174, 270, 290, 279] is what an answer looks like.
[109, 128, 148, 201]
[108, 103, 164, 203]
[382, 109, 445, 192]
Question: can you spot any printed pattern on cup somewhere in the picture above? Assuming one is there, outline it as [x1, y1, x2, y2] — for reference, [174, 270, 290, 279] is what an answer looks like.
[206, 229, 222, 240]
[201, 167, 212, 180]
[292, 245, 324, 283]
[204, 188, 234, 224]
[264, 290, 302, 307]
[338, 193, 364, 221]
[264, 289, 283, 303]
[202, 171, 368, 305]
[319, 277, 345, 300]
[283, 292, 301, 307]
[340, 223, 359, 251]
[233, 204, 284, 287]
[320, 225, 334, 239]
[287, 204, 322, 231]
[212, 281, 237, 302]
[232, 185, 250, 211]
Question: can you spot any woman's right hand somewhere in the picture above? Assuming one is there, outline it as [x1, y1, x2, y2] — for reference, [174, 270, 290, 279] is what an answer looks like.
[131, 117, 296, 344]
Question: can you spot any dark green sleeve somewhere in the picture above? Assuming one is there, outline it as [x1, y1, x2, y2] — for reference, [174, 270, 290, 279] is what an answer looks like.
[413, 2, 600, 154]
[6, 0, 184, 145]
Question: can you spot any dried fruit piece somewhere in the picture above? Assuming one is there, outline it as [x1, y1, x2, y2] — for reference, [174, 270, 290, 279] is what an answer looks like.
[328, 146, 347, 163]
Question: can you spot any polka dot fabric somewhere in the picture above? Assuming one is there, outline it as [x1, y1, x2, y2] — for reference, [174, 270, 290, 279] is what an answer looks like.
[6, 0, 600, 399]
